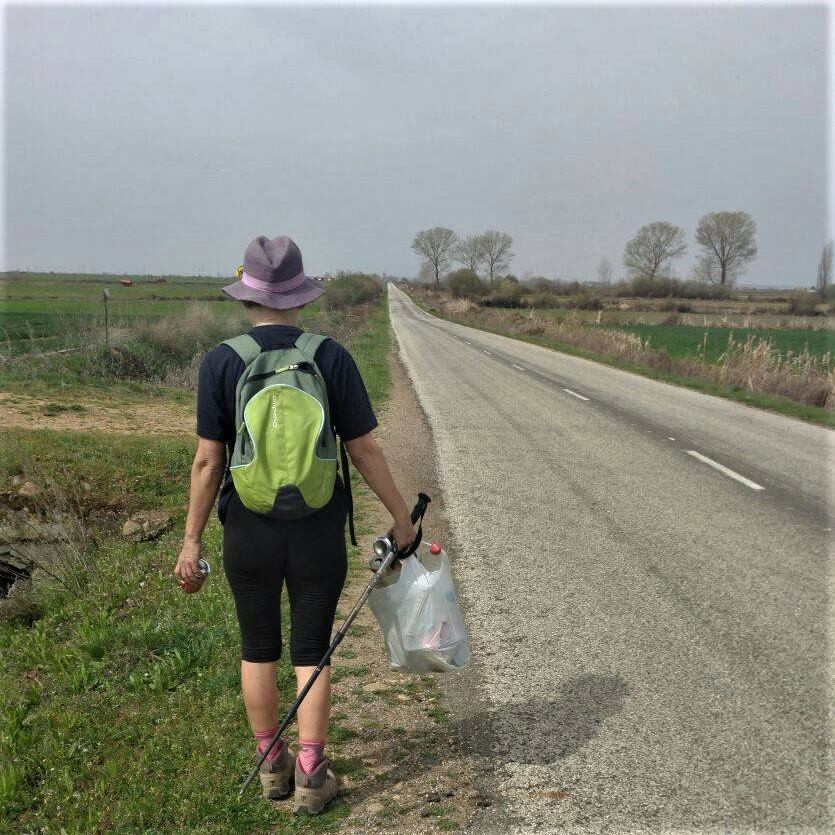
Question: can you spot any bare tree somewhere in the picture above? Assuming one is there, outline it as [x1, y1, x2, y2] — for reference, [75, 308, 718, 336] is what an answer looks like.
[623, 222, 687, 280]
[695, 211, 757, 286]
[417, 261, 436, 284]
[453, 234, 486, 274]
[597, 257, 613, 285]
[817, 240, 833, 298]
[481, 230, 514, 285]
[411, 228, 458, 285]
[692, 254, 719, 284]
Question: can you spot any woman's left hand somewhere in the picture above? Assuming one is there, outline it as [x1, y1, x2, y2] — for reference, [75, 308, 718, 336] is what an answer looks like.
[174, 538, 205, 594]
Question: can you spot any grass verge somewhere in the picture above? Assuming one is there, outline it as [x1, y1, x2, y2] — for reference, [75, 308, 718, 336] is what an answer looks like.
[0, 296, 393, 833]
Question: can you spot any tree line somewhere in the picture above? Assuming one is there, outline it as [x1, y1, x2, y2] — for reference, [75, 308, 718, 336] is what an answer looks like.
[412, 216, 834, 298]
[411, 228, 514, 285]
[621, 212, 756, 287]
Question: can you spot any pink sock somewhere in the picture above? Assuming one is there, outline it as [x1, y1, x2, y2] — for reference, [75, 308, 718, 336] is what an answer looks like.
[298, 739, 326, 775]
[254, 727, 284, 763]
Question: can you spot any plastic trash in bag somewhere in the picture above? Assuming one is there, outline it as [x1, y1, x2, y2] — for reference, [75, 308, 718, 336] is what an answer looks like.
[367, 540, 470, 673]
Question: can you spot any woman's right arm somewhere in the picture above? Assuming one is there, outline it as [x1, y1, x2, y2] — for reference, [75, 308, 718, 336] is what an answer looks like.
[344, 432, 416, 550]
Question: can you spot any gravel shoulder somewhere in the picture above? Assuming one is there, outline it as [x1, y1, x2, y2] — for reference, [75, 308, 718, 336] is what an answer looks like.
[299, 341, 491, 833]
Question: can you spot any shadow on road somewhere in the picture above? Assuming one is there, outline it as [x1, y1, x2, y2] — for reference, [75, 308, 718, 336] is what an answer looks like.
[450, 673, 630, 764]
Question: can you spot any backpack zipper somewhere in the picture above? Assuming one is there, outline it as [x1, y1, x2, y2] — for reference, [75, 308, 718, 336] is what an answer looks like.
[244, 362, 318, 384]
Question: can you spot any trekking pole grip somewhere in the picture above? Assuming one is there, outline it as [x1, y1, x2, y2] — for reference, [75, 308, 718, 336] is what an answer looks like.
[411, 492, 431, 525]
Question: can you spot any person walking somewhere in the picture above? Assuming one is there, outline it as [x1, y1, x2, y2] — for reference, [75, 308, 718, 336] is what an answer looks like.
[173, 235, 416, 814]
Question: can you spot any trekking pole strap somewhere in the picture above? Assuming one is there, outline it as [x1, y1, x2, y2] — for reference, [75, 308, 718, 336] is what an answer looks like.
[339, 439, 357, 547]
[395, 492, 431, 559]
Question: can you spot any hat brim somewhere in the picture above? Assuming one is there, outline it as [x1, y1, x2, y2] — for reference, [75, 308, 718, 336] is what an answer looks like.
[221, 276, 324, 310]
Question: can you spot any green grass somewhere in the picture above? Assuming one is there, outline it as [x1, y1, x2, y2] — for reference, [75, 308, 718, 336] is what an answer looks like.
[1, 298, 217, 318]
[0, 280, 230, 336]
[2, 273, 225, 301]
[0, 429, 196, 511]
[341, 301, 391, 409]
[611, 323, 834, 363]
[40, 402, 86, 416]
[0, 524, 353, 834]
[0, 294, 392, 833]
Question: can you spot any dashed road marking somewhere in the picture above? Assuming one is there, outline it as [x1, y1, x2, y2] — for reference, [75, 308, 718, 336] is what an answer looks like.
[395, 291, 775, 501]
[562, 388, 590, 402]
[686, 450, 765, 491]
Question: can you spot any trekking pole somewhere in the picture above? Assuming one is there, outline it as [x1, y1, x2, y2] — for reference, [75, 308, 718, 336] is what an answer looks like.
[238, 492, 431, 799]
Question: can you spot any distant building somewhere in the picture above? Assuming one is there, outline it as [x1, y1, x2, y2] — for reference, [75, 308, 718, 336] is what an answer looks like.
[120, 278, 133, 286]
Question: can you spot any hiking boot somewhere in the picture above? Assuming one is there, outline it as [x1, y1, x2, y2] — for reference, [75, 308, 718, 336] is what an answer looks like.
[258, 742, 296, 800]
[292, 757, 340, 815]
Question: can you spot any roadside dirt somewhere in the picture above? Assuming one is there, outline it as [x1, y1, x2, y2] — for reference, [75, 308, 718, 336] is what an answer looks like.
[0, 392, 194, 436]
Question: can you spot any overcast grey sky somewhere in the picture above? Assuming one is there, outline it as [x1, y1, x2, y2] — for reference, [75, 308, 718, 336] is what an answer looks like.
[4, 4, 831, 286]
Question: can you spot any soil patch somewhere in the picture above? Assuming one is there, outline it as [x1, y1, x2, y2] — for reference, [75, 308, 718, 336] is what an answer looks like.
[0, 392, 194, 436]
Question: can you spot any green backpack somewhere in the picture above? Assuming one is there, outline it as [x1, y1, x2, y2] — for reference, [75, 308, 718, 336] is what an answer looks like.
[222, 331, 356, 544]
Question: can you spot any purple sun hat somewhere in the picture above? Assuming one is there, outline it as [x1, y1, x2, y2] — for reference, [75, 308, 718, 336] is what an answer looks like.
[222, 235, 324, 310]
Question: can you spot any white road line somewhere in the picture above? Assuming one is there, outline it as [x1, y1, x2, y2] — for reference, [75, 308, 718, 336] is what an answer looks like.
[512, 364, 527, 372]
[686, 450, 765, 491]
[562, 388, 590, 401]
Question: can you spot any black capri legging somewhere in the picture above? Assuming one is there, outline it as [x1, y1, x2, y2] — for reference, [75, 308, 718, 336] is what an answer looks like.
[222, 484, 348, 666]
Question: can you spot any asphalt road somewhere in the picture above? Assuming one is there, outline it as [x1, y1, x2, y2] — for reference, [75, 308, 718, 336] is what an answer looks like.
[387, 284, 833, 834]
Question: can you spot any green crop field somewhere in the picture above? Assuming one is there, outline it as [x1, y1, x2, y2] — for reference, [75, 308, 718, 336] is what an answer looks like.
[1, 273, 229, 321]
[610, 323, 834, 363]
[2, 273, 227, 301]
[2, 273, 257, 356]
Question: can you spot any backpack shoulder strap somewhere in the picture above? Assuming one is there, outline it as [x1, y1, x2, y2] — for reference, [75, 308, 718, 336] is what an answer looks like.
[294, 332, 329, 363]
[223, 334, 262, 433]
[222, 333, 262, 366]
[294, 331, 357, 546]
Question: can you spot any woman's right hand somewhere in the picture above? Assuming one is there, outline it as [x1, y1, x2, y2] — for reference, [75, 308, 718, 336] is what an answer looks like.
[392, 514, 417, 554]
[174, 538, 206, 594]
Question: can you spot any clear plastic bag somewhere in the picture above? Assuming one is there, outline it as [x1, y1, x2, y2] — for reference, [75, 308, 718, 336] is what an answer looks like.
[367, 541, 470, 673]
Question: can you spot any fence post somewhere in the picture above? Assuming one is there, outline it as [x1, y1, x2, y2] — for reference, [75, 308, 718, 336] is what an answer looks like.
[102, 288, 110, 349]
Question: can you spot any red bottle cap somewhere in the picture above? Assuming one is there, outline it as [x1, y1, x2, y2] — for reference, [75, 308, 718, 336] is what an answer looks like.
[429, 542, 442, 555]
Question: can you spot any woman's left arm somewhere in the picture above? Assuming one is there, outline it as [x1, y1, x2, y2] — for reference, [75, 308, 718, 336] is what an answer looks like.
[174, 437, 226, 592]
